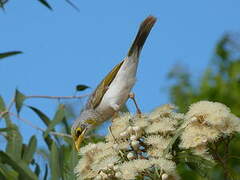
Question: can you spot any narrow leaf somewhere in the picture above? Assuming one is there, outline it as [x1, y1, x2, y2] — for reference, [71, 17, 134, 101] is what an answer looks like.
[43, 134, 53, 150]
[0, 96, 11, 126]
[177, 151, 215, 178]
[34, 163, 40, 177]
[43, 164, 48, 180]
[50, 142, 61, 180]
[23, 136, 37, 164]
[0, 164, 18, 180]
[0, 51, 22, 59]
[76, 84, 90, 91]
[163, 127, 185, 156]
[0, 151, 38, 180]
[14, 89, 26, 115]
[0, 127, 13, 132]
[44, 104, 65, 137]
[38, 0, 52, 10]
[6, 124, 23, 160]
[28, 106, 51, 126]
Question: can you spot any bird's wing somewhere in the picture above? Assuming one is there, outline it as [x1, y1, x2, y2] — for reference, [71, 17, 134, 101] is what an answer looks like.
[85, 60, 124, 109]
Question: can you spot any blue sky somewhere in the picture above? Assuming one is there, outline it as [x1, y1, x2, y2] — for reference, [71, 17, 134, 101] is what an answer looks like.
[0, 0, 240, 144]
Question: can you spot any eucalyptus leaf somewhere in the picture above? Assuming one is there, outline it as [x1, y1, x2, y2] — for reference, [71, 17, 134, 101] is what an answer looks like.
[14, 89, 26, 115]
[44, 104, 65, 138]
[22, 136, 37, 164]
[0, 127, 12, 132]
[163, 127, 185, 156]
[28, 106, 51, 126]
[0, 151, 38, 180]
[50, 142, 61, 180]
[0, 96, 11, 126]
[0, 163, 18, 180]
[43, 134, 53, 151]
[176, 151, 215, 178]
[5, 124, 22, 160]
[0, 51, 22, 59]
[76, 84, 90, 91]
[34, 163, 40, 177]
[38, 0, 52, 10]
[43, 164, 48, 180]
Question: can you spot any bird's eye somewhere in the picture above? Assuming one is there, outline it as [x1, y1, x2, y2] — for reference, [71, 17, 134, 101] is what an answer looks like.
[75, 127, 82, 138]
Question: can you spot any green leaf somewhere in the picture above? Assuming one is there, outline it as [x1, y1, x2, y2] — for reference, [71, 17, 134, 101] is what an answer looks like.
[34, 163, 40, 177]
[0, 96, 11, 126]
[0, 151, 38, 180]
[43, 164, 48, 180]
[43, 135, 54, 150]
[50, 142, 61, 180]
[163, 127, 185, 156]
[76, 84, 90, 91]
[0, 51, 22, 59]
[0, 163, 18, 180]
[0, 127, 12, 132]
[38, 0, 52, 10]
[5, 124, 23, 160]
[44, 104, 65, 138]
[14, 89, 26, 115]
[176, 151, 216, 178]
[22, 136, 37, 164]
[28, 106, 51, 126]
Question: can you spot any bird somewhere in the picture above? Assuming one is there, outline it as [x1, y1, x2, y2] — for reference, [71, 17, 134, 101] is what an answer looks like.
[71, 16, 157, 151]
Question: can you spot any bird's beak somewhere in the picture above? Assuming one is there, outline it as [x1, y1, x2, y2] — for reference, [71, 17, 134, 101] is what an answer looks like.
[74, 128, 87, 152]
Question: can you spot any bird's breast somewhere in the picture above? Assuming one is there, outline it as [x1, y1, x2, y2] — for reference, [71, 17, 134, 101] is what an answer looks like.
[96, 57, 138, 120]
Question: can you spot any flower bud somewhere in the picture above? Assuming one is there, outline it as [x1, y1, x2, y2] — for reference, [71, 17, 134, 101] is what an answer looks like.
[162, 173, 169, 180]
[120, 131, 128, 138]
[131, 140, 140, 150]
[127, 152, 135, 160]
[113, 144, 119, 150]
[130, 135, 137, 141]
[113, 165, 119, 171]
[115, 172, 122, 178]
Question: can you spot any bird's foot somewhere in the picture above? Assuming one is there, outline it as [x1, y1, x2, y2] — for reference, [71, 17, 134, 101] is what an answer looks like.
[129, 92, 142, 116]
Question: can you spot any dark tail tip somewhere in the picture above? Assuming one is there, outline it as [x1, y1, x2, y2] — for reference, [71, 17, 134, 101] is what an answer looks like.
[128, 16, 157, 57]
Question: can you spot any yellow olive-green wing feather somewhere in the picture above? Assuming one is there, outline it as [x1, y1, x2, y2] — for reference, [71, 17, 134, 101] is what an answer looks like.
[86, 60, 124, 109]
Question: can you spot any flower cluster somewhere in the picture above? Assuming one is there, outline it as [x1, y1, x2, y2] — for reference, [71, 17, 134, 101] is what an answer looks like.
[75, 104, 182, 180]
[75, 101, 240, 179]
[179, 101, 240, 159]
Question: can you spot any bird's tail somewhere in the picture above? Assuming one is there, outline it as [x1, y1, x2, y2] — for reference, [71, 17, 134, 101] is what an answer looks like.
[127, 16, 157, 57]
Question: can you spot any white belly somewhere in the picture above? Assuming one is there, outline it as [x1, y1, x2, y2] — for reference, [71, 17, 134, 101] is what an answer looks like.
[96, 56, 138, 119]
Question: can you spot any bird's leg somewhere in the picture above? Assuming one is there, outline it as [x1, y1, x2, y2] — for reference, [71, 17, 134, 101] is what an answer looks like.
[129, 92, 142, 116]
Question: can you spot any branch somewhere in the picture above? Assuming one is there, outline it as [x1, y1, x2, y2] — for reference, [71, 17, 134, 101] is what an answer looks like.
[9, 112, 72, 138]
[26, 94, 89, 100]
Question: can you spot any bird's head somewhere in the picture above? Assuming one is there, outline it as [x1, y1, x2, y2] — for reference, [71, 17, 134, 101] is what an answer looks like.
[71, 109, 99, 151]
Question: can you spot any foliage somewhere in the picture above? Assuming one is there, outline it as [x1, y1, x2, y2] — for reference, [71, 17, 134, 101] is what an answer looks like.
[0, 0, 79, 11]
[168, 33, 240, 179]
[0, 87, 100, 179]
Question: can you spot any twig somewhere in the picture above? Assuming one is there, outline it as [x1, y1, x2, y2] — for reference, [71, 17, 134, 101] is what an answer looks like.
[9, 112, 72, 138]
[26, 94, 89, 100]
[209, 142, 229, 180]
